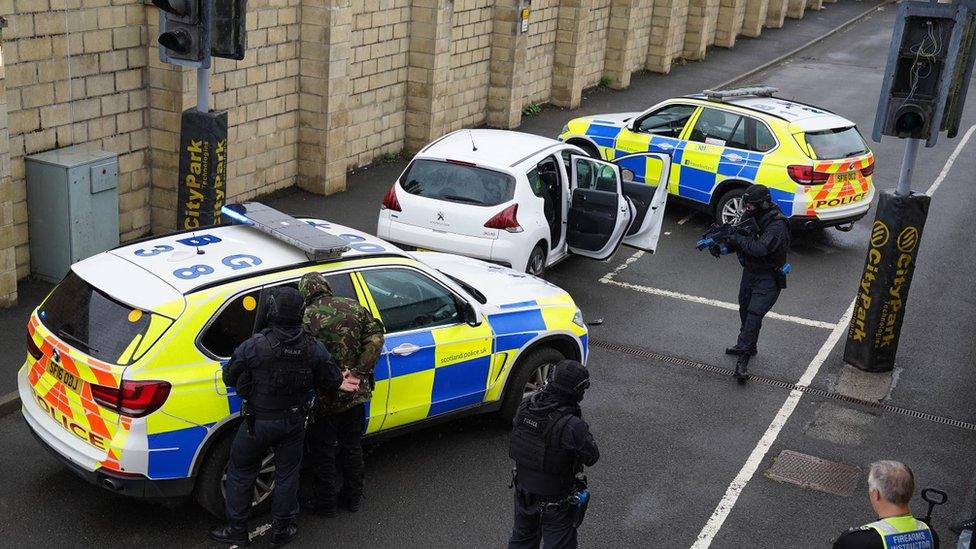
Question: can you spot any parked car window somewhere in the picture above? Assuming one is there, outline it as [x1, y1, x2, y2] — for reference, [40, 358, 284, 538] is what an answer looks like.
[575, 159, 618, 193]
[688, 108, 746, 146]
[400, 159, 516, 207]
[200, 289, 261, 358]
[636, 104, 697, 137]
[753, 121, 777, 152]
[360, 268, 459, 333]
[727, 118, 748, 150]
[803, 126, 868, 159]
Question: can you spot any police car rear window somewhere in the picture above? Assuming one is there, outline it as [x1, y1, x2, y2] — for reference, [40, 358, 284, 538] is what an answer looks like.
[803, 127, 868, 159]
[400, 159, 515, 207]
[38, 272, 174, 365]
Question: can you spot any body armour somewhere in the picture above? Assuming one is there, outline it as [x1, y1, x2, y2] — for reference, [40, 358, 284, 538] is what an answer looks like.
[238, 329, 317, 413]
[509, 399, 578, 496]
[740, 208, 789, 272]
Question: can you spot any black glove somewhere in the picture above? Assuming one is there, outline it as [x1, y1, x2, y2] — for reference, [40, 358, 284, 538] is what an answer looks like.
[709, 245, 723, 258]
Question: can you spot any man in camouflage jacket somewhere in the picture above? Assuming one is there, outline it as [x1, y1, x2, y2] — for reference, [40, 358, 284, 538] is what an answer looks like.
[299, 272, 385, 517]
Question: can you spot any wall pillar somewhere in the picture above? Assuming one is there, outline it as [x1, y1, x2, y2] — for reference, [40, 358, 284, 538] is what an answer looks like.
[787, 0, 806, 19]
[766, 0, 788, 28]
[487, 0, 529, 128]
[741, 0, 769, 37]
[806, 0, 823, 11]
[604, 0, 643, 89]
[714, 0, 747, 48]
[551, 0, 590, 108]
[683, 0, 720, 61]
[646, 0, 689, 74]
[405, 0, 453, 150]
[0, 67, 16, 307]
[298, 0, 351, 195]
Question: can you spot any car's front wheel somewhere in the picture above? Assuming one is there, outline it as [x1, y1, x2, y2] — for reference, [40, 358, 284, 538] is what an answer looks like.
[499, 347, 566, 422]
[716, 188, 747, 225]
[194, 427, 276, 518]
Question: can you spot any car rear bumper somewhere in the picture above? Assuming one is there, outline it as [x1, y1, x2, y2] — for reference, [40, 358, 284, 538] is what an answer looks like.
[378, 216, 530, 270]
[790, 208, 870, 230]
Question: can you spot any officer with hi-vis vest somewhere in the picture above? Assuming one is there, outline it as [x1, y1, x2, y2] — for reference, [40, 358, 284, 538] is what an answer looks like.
[508, 360, 600, 549]
[833, 460, 939, 549]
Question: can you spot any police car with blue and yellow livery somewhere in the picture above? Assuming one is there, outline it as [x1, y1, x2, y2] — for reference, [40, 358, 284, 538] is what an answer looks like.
[19, 203, 588, 516]
[559, 86, 876, 230]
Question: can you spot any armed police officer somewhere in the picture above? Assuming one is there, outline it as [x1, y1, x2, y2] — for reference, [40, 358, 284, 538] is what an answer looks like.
[699, 184, 790, 381]
[509, 360, 600, 549]
[210, 286, 357, 548]
[833, 461, 939, 549]
[299, 272, 385, 517]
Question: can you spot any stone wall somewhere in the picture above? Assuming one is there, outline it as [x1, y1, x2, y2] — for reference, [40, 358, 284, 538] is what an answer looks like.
[0, 0, 826, 301]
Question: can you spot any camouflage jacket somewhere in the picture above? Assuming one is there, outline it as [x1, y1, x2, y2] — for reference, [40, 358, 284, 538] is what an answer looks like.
[300, 272, 385, 415]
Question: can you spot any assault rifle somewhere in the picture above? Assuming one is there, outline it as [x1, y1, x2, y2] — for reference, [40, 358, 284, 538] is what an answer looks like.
[695, 217, 759, 257]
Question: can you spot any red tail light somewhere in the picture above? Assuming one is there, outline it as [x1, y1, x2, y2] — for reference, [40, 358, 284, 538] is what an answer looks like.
[27, 332, 42, 361]
[381, 184, 402, 212]
[484, 204, 523, 233]
[787, 165, 829, 185]
[92, 380, 171, 418]
[860, 163, 875, 177]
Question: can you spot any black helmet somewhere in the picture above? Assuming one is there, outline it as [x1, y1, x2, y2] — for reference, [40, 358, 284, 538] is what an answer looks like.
[545, 360, 591, 401]
[741, 184, 772, 211]
[267, 286, 305, 326]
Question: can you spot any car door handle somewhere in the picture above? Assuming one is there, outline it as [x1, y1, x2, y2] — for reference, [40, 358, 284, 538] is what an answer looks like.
[723, 153, 745, 162]
[392, 343, 420, 356]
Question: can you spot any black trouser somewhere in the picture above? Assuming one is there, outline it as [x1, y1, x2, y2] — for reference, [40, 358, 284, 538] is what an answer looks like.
[508, 488, 577, 549]
[224, 414, 305, 527]
[736, 269, 781, 352]
[307, 403, 366, 507]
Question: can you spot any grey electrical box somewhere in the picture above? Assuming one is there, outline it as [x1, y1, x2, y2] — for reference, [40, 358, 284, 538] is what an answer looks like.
[26, 146, 119, 283]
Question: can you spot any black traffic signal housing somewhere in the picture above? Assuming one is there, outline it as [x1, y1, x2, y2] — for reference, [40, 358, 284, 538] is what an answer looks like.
[212, 0, 248, 61]
[154, 0, 211, 65]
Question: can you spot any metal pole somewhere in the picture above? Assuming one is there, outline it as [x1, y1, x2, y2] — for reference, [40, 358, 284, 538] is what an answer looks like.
[196, 64, 210, 112]
[895, 138, 921, 197]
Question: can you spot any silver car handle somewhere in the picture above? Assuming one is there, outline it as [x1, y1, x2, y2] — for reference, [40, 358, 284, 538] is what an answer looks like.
[392, 343, 420, 356]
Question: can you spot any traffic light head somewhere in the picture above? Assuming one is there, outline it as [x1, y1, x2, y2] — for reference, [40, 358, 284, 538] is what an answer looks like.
[154, 0, 209, 65]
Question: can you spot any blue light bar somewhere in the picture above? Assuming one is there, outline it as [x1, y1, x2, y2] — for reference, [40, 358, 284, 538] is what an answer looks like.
[221, 203, 350, 260]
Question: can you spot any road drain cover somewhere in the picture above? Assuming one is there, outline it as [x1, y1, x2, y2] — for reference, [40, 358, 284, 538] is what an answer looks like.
[766, 450, 861, 497]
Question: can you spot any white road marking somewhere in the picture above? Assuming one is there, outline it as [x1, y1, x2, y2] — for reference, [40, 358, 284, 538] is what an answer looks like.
[690, 300, 855, 548]
[231, 523, 272, 547]
[599, 250, 836, 330]
[678, 212, 698, 225]
[689, 122, 976, 548]
[926, 124, 976, 196]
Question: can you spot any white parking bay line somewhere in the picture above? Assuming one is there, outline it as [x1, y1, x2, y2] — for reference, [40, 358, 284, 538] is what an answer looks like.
[599, 251, 837, 330]
[677, 212, 698, 225]
[690, 301, 855, 549]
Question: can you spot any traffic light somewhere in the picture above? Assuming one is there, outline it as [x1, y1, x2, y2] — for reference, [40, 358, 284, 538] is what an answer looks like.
[154, 0, 211, 65]
[874, 1, 976, 147]
[212, 0, 248, 61]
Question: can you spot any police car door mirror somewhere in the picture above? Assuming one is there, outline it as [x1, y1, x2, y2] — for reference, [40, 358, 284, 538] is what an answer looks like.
[621, 169, 635, 183]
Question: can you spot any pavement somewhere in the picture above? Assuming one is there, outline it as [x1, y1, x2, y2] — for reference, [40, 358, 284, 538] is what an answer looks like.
[3, 1, 975, 547]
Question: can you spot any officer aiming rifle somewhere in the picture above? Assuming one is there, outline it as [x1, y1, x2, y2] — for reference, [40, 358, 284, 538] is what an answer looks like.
[695, 184, 790, 382]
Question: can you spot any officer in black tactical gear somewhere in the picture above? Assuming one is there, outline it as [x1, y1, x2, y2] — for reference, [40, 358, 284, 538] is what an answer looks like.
[210, 286, 355, 548]
[508, 360, 600, 549]
[724, 184, 790, 381]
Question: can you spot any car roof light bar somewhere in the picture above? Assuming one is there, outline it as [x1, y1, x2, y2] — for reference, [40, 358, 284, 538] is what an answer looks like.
[702, 86, 779, 100]
[221, 202, 350, 261]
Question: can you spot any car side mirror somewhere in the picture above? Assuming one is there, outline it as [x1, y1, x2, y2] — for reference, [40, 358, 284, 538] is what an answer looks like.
[621, 168, 635, 183]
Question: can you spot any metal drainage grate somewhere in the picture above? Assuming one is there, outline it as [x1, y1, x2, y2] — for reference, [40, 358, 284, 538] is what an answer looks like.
[767, 450, 861, 497]
[589, 339, 976, 432]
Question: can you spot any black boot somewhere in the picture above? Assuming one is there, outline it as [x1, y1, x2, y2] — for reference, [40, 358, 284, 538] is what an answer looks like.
[734, 355, 750, 383]
[342, 491, 362, 513]
[725, 346, 757, 356]
[305, 497, 338, 518]
[209, 524, 250, 546]
[269, 521, 299, 548]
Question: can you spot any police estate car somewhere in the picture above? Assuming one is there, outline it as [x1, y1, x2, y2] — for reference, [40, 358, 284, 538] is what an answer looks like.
[378, 129, 671, 275]
[558, 86, 876, 229]
[19, 203, 588, 516]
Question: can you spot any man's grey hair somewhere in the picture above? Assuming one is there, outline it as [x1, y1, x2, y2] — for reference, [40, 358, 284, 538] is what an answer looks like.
[868, 460, 916, 505]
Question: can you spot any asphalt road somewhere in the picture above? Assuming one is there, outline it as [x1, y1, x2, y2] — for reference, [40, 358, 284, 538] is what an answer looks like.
[3, 1, 976, 547]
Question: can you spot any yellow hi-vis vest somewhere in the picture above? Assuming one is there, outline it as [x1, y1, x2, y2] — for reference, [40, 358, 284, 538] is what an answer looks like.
[863, 515, 933, 549]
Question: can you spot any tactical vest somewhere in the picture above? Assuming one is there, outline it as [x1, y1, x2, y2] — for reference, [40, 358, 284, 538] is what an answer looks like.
[863, 516, 933, 549]
[509, 401, 578, 496]
[742, 210, 789, 272]
[243, 330, 317, 414]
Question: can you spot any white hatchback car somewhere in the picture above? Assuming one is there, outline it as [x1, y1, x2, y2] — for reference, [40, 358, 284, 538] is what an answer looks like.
[377, 130, 671, 275]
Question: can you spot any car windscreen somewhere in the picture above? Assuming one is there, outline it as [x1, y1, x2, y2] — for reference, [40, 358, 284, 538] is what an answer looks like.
[803, 127, 868, 159]
[38, 271, 174, 365]
[399, 159, 516, 207]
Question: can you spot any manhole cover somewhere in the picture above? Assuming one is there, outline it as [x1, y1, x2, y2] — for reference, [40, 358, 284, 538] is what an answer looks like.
[766, 450, 861, 497]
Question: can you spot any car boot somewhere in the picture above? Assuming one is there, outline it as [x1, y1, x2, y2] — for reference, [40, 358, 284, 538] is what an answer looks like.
[269, 521, 299, 548]
[208, 524, 250, 546]
[734, 355, 750, 383]
[725, 346, 757, 356]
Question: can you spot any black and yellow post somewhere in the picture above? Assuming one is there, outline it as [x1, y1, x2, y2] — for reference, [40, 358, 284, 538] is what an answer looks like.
[176, 109, 228, 230]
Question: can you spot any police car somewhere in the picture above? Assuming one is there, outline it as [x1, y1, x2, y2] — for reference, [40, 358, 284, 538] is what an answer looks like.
[558, 86, 876, 229]
[377, 129, 670, 275]
[19, 203, 588, 516]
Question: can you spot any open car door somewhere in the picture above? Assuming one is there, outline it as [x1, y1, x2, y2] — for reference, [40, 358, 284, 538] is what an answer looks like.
[567, 154, 632, 259]
[611, 152, 671, 253]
